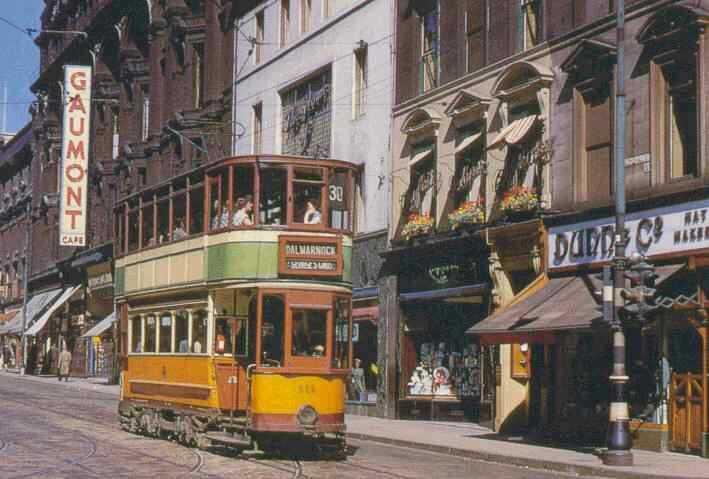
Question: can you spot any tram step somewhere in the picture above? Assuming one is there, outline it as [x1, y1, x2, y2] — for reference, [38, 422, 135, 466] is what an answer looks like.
[205, 432, 252, 448]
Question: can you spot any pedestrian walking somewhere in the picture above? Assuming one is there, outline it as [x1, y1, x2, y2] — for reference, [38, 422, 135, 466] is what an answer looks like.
[57, 347, 72, 382]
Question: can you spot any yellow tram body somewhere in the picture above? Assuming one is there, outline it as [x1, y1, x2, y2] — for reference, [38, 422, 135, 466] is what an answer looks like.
[114, 156, 356, 453]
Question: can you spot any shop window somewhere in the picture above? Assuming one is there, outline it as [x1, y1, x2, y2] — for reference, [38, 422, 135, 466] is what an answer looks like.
[159, 313, 173, 353]
[142, 202, 155, 247]
[329, 169, 351, 230]
[232, 165, 255, 227]
[262, 295, 285, 365]
[407, 145, 436, 217]
[131, 316, 142, 353]
[518, 0, 541, 52]
[293, 166, 324, 225]
[665, 70, 698, 180]
[144, 314, 157, 353]
[259, 167, 287, 225]
[333, 297, 350, 368]
[292, 309, 327, 357]
[466, 0, 485, 73]
[189, 186, 205, 234]
[191, 309, 207, 353]
[420, 6, 439, 93]
[173, 193, 187, 240]
[175, 311, 189, 353]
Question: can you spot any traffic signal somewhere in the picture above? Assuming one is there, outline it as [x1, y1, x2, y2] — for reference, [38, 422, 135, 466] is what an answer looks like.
[620, 260, 657, 322]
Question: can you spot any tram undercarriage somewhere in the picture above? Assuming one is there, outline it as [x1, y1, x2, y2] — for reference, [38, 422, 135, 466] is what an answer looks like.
[118, 399, 347, 457]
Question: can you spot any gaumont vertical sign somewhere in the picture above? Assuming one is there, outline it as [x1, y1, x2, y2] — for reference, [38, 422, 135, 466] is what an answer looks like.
[59, 65, 92, 246]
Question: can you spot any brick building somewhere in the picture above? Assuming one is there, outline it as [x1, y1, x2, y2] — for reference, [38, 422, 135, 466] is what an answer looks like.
[383, 0, 709, 456]
[0, 126, 33, 369]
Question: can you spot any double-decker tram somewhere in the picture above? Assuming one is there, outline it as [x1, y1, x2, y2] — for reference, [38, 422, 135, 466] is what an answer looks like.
[114, 155, 356, 455]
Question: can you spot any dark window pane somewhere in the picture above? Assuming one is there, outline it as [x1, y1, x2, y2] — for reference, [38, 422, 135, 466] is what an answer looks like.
[159, 313, 172, 353]
[292, 309, 327, 357]
[259, 168, 287, 225]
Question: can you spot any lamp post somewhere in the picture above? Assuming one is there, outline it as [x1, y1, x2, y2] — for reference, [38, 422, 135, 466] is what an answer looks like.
[601, 0, 633, 466]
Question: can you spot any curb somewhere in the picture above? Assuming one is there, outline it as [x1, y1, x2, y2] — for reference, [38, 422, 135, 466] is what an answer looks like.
[345, 432, 697, 479]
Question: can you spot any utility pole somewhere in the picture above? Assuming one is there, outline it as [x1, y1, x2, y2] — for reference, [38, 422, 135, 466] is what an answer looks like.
[601, 0, 633, 466]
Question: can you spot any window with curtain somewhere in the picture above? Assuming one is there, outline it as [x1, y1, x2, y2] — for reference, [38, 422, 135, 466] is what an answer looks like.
[518, 0, 541, 52]
[420, 6, 439, 93]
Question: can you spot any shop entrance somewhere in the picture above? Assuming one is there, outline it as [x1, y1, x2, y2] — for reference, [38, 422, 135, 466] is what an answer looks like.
[668, 323, 703, 453]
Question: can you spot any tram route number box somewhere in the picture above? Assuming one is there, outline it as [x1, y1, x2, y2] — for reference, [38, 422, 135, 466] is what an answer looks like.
[278, 235, 343, 278]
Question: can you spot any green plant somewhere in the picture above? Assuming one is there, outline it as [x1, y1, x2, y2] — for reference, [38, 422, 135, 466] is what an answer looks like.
[448, 200, 485, 230]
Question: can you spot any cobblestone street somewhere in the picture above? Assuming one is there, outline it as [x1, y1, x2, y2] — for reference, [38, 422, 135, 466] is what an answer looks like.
[0, 374, 578, 478]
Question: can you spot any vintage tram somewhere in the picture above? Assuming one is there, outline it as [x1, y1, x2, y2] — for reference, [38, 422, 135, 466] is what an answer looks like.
[113, 155, 356, 454]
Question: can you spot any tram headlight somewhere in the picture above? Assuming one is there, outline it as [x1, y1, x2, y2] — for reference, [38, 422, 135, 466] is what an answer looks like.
[297, 405, 319, 426]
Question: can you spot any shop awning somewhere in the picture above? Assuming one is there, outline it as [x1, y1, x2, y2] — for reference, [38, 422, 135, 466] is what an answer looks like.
[353, 306, 379, 322]
[0, 288, 64, 336]
[488, 115, 538, 149]
[455, 132, 483, 154]
[468, 263, 685, 342]
[81, 311, 116, 338]
[353, 286, 379, 301]
[400, 283, 489, 303]
[0, 310, 21, 335]
[0, 310, 18, 325]
[24, 285, 80, 336]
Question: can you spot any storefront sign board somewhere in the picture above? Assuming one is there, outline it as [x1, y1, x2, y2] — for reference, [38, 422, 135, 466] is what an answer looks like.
[548, 199, 709, 270]
[59, 65, 92, 246]
[278, 235, 342, 277]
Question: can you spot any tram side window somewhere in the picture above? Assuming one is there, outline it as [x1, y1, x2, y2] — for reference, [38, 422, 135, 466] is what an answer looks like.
[159, 313, 173, 353]
[189, 187, 205, 234]
[175, 311, 189, 353]
[259, 168, 287, 225]
[329, 170, 350, 231]
[293, 167, 324, 225]
[131, 316, 142, 353]
[145, 314, 157, 353]
[333, 297, 350, 368]
[262, 295, 285, 364]
[156, 198, 170, 244]
[173, 193, 187, 241]
[128, 208, 139, 252]
[192, 309, 207, 353]
[232, 165, 255, 227]
[292, 309, 327, 357]
[142, 203, 155, 247]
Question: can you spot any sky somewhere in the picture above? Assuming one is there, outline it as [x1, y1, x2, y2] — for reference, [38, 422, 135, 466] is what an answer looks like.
[0, 2, 43, 133]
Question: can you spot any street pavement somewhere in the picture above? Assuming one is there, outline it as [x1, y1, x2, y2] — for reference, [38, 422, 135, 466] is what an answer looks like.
[0, 372, 575, 479]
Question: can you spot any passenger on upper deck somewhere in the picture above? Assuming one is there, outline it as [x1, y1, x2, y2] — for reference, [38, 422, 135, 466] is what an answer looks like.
[303, 200, 322, 225]
[232, 195, 254, 227]
[211, 201, 230, 229]
[173, 218, 187, 240]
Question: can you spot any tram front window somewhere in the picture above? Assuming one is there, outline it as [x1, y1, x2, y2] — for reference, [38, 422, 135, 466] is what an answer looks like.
[261, 295, 285, 365]
[145, 315, 157, 353]
[192, 310, 207, 353]
[292, 309, 327, 357]
[259, 168, 287, 225]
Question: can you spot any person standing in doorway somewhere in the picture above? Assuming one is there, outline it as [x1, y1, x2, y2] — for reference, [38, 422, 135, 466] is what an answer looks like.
[57, 347, 72, 382]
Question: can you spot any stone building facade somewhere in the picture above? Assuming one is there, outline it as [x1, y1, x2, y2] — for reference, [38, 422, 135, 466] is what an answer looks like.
[384, 0, 709, 456]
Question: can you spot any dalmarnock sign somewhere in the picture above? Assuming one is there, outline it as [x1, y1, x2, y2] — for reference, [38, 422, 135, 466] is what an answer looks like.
[549, 199, 709, 270]
[278, 235, 343, 277]
[59, 65, 92, 246]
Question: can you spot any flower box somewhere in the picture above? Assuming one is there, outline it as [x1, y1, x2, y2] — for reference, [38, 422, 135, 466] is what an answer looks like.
[448, 201, 485, 230]
[401, 213, 433, 240]
[501, 186, 539, 221]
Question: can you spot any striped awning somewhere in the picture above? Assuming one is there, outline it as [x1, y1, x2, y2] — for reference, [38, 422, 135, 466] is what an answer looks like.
[81, 311, 116, 338]
[408, 146, 434, 168]
[489, 115, 538, 148]
[25, 285, 81, 336]
[455, 131, 483, 154]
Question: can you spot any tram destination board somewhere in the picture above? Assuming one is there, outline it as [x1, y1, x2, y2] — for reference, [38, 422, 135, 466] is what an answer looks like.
[278, 235, 343, 277]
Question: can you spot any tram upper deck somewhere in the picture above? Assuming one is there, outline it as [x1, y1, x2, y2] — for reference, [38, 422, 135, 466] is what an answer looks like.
[113, 155, 357, 299]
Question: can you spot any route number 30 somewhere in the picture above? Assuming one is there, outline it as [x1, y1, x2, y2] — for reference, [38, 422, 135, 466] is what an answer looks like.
[329, 185, 344, 202]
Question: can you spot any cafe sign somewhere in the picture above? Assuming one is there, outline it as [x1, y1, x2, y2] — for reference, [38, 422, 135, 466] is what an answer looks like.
[549, 199, 709, 270]
[278, 235, 342, 277]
